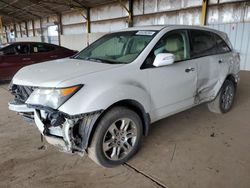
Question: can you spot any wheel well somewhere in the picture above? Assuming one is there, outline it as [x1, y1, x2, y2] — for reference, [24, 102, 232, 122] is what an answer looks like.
[226, 74, 237, 87]
[87, 100, 150, 147]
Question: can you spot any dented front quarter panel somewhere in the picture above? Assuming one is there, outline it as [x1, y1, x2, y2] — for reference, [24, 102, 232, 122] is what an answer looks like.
[57, 64, 151, 116]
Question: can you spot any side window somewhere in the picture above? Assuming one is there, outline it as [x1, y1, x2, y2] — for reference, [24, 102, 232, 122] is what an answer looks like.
[189, 30, 217, 58]
[213, 34, 231, 53]
[31, 44, 55, 53]
[1, 44, 30, 55]
[143, 30, 190, 68]
[14, 44, 30, 55]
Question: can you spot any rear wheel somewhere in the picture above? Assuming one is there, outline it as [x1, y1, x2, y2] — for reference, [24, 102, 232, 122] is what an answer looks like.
[208, 79, 236, 114]
[88, 107, 143, 168]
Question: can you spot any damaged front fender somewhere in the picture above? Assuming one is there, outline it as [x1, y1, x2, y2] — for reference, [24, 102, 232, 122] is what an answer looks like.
[33, 107, 103, 154]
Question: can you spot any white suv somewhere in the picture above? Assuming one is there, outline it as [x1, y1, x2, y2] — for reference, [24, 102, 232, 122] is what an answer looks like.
[9, 25, 240, 167]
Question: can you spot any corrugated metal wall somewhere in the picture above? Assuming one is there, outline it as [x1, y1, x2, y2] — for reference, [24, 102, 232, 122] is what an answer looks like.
[5, 1, 250, 34]
[209, 23, 250, 70]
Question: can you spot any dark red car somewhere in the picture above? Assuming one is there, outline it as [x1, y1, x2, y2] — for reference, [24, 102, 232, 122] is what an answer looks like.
[0, 42, 77, 80]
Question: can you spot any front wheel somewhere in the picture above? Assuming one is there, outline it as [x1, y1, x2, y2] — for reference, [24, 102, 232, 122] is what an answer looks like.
[208, 79, 236, 114]
[88, 107, 143, 168]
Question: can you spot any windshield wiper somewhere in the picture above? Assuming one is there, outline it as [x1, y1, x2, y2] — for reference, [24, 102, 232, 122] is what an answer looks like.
[72, 56, 84, 60]
[87, 57, 104, 63]
[85, 57, 115, 64]
[71, 56, 117, 64]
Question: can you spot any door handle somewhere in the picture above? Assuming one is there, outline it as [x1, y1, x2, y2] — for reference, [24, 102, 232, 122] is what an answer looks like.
[50, 55, 58, 58]
[185, 67, 195, 73]
[22, 58, 31, 61]
[218, 59, 223, 64]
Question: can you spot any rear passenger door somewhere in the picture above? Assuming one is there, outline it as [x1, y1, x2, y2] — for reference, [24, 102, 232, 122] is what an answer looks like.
[30, 43, 57, 63]
[212, 33, 232, 76]
[0, 44, 33, 80]
[189, 29, 222, 102]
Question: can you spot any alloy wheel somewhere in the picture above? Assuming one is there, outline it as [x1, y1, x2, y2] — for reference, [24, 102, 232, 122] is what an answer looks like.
[221, 84, 234, 111]
[102, 118, 138, 161]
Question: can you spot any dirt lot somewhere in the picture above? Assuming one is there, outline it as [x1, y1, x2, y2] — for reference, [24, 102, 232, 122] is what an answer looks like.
[0, 71, 250, 188]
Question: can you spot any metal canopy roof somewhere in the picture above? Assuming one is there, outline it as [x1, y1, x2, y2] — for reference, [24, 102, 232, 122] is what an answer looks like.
[0, 0, 116, 25]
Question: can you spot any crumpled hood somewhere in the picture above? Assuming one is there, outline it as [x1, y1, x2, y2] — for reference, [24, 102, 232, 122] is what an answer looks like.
[12, 58, 122, 87]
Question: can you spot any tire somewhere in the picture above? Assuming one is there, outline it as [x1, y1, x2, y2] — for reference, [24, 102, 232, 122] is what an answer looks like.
[208, 79, 236, 114]
[88, 106, 143, 168]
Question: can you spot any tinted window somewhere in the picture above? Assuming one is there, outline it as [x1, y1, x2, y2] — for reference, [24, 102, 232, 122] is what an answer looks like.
[190, 30, 217, 58]
[213, 34, 231, 53]
[0, 45, 16, 55]
[0, 44, 29, 55]
[15, 44, 30, 54]
[143, 30, 190, 68]
[31, 43, 55, 53]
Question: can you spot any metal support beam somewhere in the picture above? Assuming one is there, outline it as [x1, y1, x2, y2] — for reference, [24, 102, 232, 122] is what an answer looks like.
[0, 10, 23, 23]
[58, 14, 63, 35]
[73, 1, 91, 33]
[27, 0, 60, 14]
[76, 6, 91, 33]
[57, 14, 62, 46]
[14, 23, 17, 38]
[25, 21, 28, 37]
[117, 0, 133, 27]
[19, 23, 22, 38]
[128, 0, 133, 27]
[72, 0, 88, 9]
[32, 20, 35, 36]
[4, 25, 8, 43]
[45, 0, 91, 34]
[0, 16, 3, 43]
[42, 1, 82, 9]
[201, 0, 208, 25]
[0, 0, 41, 19]
[86, 8, 91, 33]
[39, 18, 44, 42]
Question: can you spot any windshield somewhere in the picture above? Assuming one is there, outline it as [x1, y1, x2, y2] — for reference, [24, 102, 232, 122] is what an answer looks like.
[74, 31, 157, 64]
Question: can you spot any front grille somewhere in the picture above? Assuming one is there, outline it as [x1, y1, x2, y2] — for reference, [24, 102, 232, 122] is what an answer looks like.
[10, 84, 34, 104]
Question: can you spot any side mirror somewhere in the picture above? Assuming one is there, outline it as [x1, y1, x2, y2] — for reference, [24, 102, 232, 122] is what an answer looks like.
[153, 53, 175, 67]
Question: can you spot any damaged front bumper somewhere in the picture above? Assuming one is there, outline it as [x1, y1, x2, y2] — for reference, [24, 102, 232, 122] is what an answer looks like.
[9, 102, 102, 155]
[8, 102, 34, 123]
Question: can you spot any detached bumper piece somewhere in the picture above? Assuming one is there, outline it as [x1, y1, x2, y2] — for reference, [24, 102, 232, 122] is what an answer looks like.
[9, 84, 35, 123]
[33, 107, 102, 155]
[8, 102, 35, 123]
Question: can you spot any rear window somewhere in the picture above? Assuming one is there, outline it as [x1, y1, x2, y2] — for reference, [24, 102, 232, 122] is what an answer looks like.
[213, 34, 231, 53]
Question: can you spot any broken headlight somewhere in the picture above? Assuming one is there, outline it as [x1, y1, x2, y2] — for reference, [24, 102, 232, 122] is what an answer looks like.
[26, 85, 83, 109]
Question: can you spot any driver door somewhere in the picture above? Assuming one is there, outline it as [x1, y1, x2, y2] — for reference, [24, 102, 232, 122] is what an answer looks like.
[143, 30, 197, 121]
